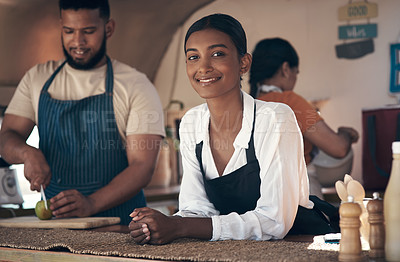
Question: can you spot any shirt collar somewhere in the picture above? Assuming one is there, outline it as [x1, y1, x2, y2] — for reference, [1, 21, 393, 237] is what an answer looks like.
[195, 90, 255, 149]
[234, 90, 255, 149]
[194, 104, 210, 145]
[260, 84, 283, 93]
[65, 61, 107, 72]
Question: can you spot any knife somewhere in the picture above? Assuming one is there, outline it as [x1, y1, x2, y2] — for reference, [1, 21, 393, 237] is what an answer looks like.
[40, 184, 48, 210]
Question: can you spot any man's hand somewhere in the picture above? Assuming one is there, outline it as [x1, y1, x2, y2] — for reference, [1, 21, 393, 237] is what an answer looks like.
[0, 114, 51, 192]
[23, 147, 51, 191]
[50, 189, 96, 218]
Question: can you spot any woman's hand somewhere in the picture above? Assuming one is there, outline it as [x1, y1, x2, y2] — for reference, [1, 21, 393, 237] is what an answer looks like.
[129, 207, 181, 245]
[129, 221, 151, 245]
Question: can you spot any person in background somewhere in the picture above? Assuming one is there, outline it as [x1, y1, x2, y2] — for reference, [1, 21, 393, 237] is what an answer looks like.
[128, 13, 318, 245]
[249, 38, 359, 199]
[0, 0, 165, 225]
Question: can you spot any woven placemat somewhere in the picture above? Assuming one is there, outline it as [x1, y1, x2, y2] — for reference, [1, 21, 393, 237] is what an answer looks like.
[0, 227, 357, 261]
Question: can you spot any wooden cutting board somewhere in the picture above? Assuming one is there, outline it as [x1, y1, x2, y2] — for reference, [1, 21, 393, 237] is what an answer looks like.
[0, 216, 120, 229]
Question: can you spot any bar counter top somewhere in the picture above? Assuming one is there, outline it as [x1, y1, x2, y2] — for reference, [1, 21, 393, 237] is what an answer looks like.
[0, 226, 374, 262]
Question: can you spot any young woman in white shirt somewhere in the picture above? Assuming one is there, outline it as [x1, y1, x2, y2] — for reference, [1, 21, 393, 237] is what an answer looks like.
[128, 13, 336, 245]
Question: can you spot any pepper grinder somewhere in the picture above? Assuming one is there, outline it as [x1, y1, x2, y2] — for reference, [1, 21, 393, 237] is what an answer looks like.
[339, 195, 363, 262]
[367, 192, 385, 259]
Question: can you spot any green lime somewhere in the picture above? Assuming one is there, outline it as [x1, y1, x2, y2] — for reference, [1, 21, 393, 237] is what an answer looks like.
[35, 200, 52, 220]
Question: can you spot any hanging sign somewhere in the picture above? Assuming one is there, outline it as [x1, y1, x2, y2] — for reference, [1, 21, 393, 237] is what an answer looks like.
[338, 23, 377, 40]
[336, 38, 374, 59]
[336, 1, 378, 59]
[338, 2, 378, 21]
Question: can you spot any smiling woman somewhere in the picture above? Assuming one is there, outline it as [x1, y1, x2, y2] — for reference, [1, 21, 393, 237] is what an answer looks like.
[126, 13, 339, 246]
[185, 28, 249, 102]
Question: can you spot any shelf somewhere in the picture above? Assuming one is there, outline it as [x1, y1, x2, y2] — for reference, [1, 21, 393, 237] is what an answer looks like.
[143, 184, 180, 203]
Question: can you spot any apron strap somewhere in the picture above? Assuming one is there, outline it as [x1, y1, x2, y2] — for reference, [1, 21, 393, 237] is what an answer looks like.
[195, 141, 205, 176]
[41, 60, 67, 93]
[105, 56, 114, 95]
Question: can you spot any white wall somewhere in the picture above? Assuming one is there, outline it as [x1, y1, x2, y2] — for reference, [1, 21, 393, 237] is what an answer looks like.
[154, 0, 400, 183]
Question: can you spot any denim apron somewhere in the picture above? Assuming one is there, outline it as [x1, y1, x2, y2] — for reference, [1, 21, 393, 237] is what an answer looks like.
[195, 104, 339, 235]
[195, 105, 261, 215]
[37, 57, 145, 225]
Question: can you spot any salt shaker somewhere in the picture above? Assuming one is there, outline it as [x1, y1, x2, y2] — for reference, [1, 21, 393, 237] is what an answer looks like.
[367, 192, 385, 258]
[339, 195, 363, 262]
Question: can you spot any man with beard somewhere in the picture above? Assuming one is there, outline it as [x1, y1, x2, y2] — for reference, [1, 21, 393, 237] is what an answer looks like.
[0, 0, 165, 225]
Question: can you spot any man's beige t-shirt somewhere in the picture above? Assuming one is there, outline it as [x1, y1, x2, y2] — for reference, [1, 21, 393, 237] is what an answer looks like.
[6, 59, 165, 143]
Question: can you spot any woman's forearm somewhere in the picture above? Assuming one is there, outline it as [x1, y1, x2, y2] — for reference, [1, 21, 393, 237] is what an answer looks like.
[174, 216, 213, 240]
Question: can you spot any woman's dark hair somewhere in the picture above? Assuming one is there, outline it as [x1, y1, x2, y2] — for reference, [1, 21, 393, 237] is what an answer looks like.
[249, 38, 299, 98]
[184, 13, 247, 57]
[59, 0, 110, 21]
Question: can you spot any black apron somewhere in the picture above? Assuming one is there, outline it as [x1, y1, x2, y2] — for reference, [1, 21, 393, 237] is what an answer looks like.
[195, 106, 261, 215]
[195, 104, 339, 235]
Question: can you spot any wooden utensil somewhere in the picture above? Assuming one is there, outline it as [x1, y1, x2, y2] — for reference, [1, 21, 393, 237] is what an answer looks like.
[344, 174, 353, 185]
[335, 180, 348, 202]
[347, 180, 365, 201]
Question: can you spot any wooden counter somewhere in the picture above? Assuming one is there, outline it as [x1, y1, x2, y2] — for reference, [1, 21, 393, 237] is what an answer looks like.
[0, 227, 344, 262]
[0, 247, 167, 262]
[0, 226, 376, 262]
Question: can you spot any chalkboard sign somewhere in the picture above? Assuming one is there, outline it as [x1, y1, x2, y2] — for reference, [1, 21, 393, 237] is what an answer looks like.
[335, 39, 374, 59]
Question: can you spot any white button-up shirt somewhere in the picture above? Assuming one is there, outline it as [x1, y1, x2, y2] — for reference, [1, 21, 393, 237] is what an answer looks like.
[175, 91, 313, 241]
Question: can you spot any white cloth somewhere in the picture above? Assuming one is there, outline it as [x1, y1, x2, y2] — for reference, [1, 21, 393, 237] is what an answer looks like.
[175, 91, 313, 241]
[6, 59, 165, 142]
